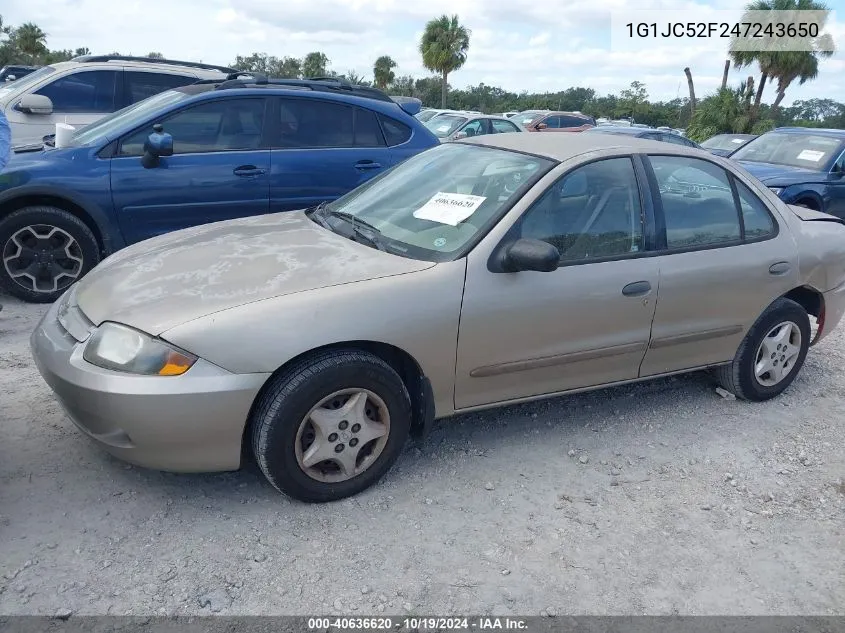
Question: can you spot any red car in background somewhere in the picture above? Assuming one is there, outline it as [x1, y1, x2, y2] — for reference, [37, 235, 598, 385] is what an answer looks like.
[512, 110, 596, 132]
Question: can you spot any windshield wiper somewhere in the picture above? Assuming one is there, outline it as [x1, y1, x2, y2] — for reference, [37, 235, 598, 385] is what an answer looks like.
[317, 207, 388, 252]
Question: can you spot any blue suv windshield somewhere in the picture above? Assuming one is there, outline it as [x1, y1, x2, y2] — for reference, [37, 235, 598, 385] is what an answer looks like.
[69, 89, 194, 147]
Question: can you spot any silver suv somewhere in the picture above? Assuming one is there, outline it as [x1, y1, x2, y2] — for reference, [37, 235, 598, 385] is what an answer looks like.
[0, 55, 233, 145]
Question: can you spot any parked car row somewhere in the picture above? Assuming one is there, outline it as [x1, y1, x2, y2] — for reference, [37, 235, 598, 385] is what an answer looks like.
[4, 62, 845, 503]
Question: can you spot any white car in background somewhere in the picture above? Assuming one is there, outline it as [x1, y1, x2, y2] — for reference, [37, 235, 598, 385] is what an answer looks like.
[0, 54, 232, 145]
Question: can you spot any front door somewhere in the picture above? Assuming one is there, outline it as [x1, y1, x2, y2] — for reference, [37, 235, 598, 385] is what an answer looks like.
[268, 97, 394, 212]
[5, 69, 121, 145]
[455, 156, 659, 409]
[110, 97, 270, 244]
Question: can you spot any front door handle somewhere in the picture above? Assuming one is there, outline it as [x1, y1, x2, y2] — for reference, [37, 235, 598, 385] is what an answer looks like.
[769, 261, 791, 276]
[622, 281, 652, 297]
[233, 165, 266, 177]
[354, 160, 382, 170]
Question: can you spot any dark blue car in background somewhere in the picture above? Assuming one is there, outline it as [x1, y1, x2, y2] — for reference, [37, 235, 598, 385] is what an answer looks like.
[731, 127, 845, 219]
[0, 75, 438, 302]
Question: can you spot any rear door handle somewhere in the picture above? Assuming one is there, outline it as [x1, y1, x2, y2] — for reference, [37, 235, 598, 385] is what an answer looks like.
[769, 261, 791, 276]
[233, 165, 266, 177]
[354, 160, 382, 170]
[622, 281, 652, 297]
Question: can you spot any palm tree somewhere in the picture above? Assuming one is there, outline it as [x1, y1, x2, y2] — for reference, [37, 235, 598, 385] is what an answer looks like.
[14, 22, 48, 57]
[373, 55, 397, 89]
[731, 0, 834, 117]
[419, 14, 470, 107]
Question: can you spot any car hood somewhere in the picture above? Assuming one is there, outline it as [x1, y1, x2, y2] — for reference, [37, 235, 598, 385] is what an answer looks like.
[737, 160, 825, 185]
[76, 211, 436, 336]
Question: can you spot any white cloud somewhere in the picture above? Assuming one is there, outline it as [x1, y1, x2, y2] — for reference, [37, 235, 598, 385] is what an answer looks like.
[1, 0, 843, 104]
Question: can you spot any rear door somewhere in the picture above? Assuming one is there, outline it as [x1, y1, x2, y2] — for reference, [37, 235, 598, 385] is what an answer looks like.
[268, 97, 394, 212]
[638, 153, 797, 376]
[110, 96, 271, 244]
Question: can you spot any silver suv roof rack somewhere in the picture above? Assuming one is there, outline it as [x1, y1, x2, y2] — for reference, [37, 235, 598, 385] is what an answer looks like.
[71, 55, 235, 74]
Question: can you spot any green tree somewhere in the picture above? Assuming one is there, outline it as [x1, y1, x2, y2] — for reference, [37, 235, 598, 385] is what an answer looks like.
[146, 51, 165, 59]
[731, 0, 834, 118]
[344, 70, 369, 85]
[419, 14, 470, 107]
[276, 56, 302, 78]
[617, 81, 649, 120]
[302, 51, 329, 78]
[13, 22, 48, 58]
[373, 55, 397, 89]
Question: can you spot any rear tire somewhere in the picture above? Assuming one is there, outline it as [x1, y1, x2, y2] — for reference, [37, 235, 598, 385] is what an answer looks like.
[251, 349, 412, 502]
[715, 298, 810, 401]
[0, 206, 100, 303]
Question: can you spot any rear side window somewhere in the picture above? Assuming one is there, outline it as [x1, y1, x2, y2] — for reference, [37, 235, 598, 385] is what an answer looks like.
[354, 108, 385, 147]
[649, 155, 741, 249]
[276, 99, 353, 148]
[377, 114, 412, 146]
[34, 70, 119, 113]
[735, 179, 776, 239]
[559, 115, 586, 128]
[125, 72, 195, 105]
[491, 119, 520, 133]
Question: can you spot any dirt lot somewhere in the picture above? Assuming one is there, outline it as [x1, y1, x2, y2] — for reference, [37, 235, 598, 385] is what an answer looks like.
[1, 292, 844, 617]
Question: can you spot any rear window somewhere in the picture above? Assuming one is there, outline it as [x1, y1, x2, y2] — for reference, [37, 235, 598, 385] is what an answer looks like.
[378, 114, 412, 146]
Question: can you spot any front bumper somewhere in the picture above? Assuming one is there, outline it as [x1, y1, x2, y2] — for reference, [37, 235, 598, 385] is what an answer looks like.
[29, 291, 270, 472]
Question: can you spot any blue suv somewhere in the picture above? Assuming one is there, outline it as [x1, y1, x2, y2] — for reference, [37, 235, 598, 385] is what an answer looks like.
[0, 75, 438, 302]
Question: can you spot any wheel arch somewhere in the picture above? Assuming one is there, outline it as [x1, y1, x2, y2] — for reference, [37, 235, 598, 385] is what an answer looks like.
[0, 190, 117, 256]
[791, 190, 823, 211]
[241, 340, 435, 464]
[781, 285, 825, 344]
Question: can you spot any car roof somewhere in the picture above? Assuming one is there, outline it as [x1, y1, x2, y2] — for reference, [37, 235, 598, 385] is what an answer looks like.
[462, 132, 701, 161]
[588, 126, 650, 136]
[772, 127, 845, 138]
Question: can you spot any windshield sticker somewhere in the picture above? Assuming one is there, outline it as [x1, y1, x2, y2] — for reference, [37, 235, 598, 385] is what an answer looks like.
[796, 149, 825, 162]
[433, 237, 447, 248]
[413, 192, 487, 226]
[436, 125, 451, 132]
[731, 138, 745, 143]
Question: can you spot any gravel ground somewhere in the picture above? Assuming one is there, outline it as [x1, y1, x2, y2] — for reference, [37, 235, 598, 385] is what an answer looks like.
[1, 292, 844, 617]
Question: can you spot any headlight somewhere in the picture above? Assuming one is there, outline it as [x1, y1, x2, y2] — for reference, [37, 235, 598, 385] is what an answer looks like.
[83, 322, 197, 376]
[769, 187, 783, 195]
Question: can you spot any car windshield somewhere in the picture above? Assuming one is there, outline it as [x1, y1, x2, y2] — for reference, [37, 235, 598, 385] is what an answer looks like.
[732, 132, 844, 169]
[0, 65, 55, 99]
[68, 89, 194, 147]
[701, 135, 752, 151]
[514, 113, 542, 126]
[425, 114, 468, 138]
[415, 110, 440, 122]
[311, 143, 554, 261]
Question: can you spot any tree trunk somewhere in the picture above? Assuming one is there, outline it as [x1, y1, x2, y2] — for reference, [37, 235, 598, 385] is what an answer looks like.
[441, 70, 448, 108]
[721, 60, 730, 90]
[751, 71, 767, 120]
[771, 89, 787, 115]
[684, 67, 696, 115]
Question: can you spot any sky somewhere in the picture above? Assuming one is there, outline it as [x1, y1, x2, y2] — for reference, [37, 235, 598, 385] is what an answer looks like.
[2, 0, 844, 106]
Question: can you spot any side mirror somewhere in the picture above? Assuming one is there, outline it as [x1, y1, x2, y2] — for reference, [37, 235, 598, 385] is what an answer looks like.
[6, 75, 16, 82]
[535, 122, 548, 130]
[501, 238, 559, 272]
[16, 94, 53, 115]
[453, 131, 468, 140]
[141, 123, 174, 169]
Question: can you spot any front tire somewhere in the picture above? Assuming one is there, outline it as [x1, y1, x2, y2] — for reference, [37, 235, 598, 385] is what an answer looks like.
[0, 206, 100, 303]
[716, 297, 810, 401]
[251, 349, 412, 502]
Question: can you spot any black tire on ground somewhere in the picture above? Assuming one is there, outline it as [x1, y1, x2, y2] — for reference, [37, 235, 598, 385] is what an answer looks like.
[715, 297, 810, 401]
[251, 349, 412, 503]
[0, 206, 100, 303]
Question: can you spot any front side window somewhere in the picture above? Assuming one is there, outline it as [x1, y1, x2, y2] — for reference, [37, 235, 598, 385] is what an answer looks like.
[517, 157, 644, 262]
[120, 98, 265, 155]
[541, 116, 561, 129]
[461, 119, 487, 137]
[650, 155, 740, 248]
[35, 70, 119, 113]
[310, 143, 553, 261]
